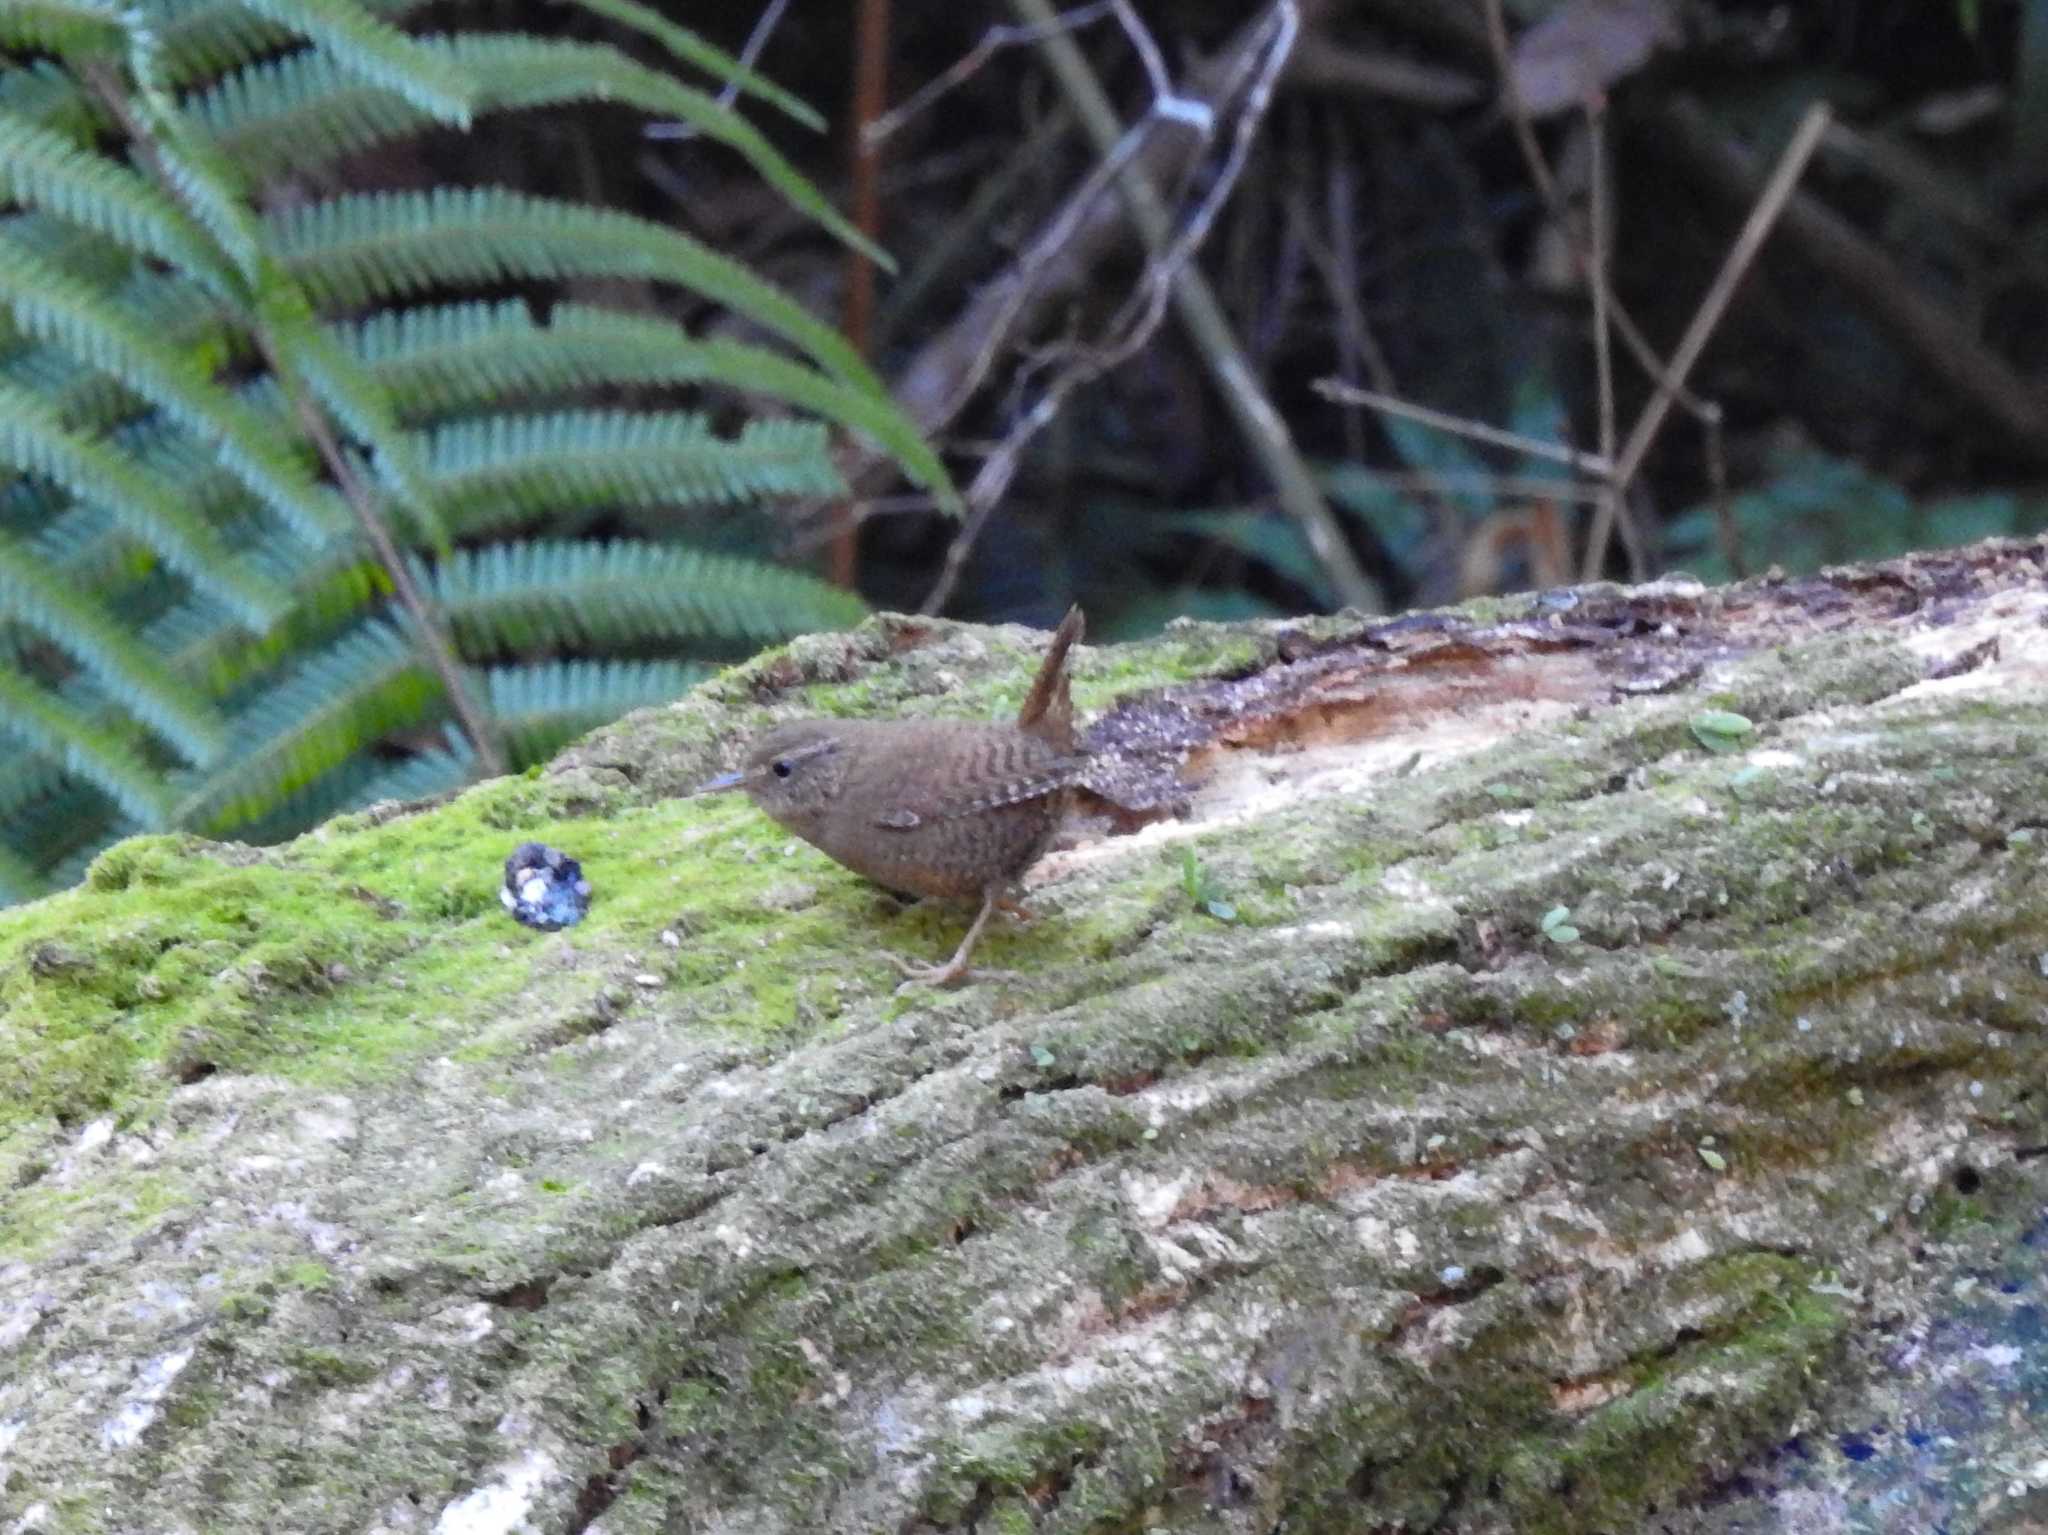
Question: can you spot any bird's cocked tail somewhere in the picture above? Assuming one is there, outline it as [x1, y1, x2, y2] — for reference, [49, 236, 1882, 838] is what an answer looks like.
[1016, 605, 1083, 751]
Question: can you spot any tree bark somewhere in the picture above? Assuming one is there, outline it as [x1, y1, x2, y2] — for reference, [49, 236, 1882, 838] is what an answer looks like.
[3, 539, 2046, 1534]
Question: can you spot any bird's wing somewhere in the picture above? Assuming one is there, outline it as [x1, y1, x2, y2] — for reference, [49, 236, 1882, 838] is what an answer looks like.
[863, 736, 1081, 830]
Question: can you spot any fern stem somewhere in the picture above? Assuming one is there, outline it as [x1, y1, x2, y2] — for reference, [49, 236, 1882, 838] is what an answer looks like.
[84, 49, 501, 780]
[265, 340, 504, 777]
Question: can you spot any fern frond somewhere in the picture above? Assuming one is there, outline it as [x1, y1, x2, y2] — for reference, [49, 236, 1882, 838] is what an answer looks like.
[232, 0, 473, 129]
[0, 742, 78, 829]
[485, 657, 705, 765]
[0, 58, 102, 141]
[147, 0, 423, 85]
[0, 840, 53, 905]
[270, 187, 881, 391]
[231, 722, 474, 844]
[260, 286, 448, 548]
[0, 0, 123, 57]
[177, 618, 442, 830]
[0, 207, 140, 292]
[147, 557, 386, 695]
[545, 305, 952, 505]
[0, 533, 225, 765]
[0, 772, 122, 880]
[339, 299, 955, 506]
[0, 667, 175, 827]
[0, 377, 286, 626]
[0, 233, 344, 546]
[422, 538, 865, 654]
[21, 505, 130, 589]
[559, 0, 823, 129]
[190, 35, 880, 264]
[337, 297, 551, 419]
[0, 107, 240, 297]
[420, 410, 842, 533]
[342, 725, 475, 807]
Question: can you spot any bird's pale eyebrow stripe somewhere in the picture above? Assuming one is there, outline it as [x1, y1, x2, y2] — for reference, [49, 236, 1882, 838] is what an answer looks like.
[780, 739, 839, 767]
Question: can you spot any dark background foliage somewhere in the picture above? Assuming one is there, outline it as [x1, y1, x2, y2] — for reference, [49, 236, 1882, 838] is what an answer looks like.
[588, 0, 2048, 631]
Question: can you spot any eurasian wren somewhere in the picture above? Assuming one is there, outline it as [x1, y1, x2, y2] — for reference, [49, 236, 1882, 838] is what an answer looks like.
[695, 607, 1086, 986]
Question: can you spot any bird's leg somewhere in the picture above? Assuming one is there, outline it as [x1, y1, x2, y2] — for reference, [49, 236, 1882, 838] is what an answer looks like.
[889, 889, 1000, 988]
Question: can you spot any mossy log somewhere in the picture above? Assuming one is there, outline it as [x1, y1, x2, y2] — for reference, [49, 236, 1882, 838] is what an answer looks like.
[3, 540, 2046, 1534]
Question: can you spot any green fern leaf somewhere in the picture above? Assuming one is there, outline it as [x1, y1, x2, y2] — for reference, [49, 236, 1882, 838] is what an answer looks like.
[0, 666, 175, 827]
[259, 285, 449, 549]
[0, 0, 124, 57]
[270, 187, 882, 392]
[559, 0, 823, 129]
[422, 538, 864, 654]
[0, 234, 344, 547]
[0, 838, 53, 904]
[0, 532, 225, 765]
[177, 617, 442, 831]
[0, 107, 241, 297]
[335, 299, 953, 507]
[0, 59, 99, 141]
[121, 25, 273, 280]
[149, 557, 386, 696]
[231, 722, 473, 844]
[0, 377, 286, 626]
[0, 767, 125, 874]
[336, 297, 554, 419]
[191, 36, 879, 264]
[548, 305, 952, 507]
[340, 723, 473, 806]
[146, 0, 423, 84]
[485, 657, 706, 765]
[233, 0, 472, 128]
[0, 749, 82, 834]
[419, 410, 842, 533]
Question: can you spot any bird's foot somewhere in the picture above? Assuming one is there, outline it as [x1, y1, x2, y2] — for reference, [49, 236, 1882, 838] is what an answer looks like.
[886, 951, 1017, 990]
[888, 890, 1006, 991]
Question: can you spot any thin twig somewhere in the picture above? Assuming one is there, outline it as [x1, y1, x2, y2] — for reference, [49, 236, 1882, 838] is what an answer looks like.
[723, 0, 791, 109]
[1593, 103, 1832, 559]
[1481, 0, 1715, 424]
[644, 0, 792, 136]
[1343, 469, 1611, 504]
[1107, 0, 1212, 129]
[1584, 102, 1830, 577]
[1311, 380, 1615, 477]
[922, 0, 1383, 616]
[925, 0, 1294, 618]
[1661, 93, 2048, 464]
[1705, 408, 1740, 577]
[863, 1, 1116, 148]
[1585, 99, 1639, 579]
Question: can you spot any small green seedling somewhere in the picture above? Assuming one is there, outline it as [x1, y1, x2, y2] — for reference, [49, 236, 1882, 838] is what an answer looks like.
[1540, 904, 1580, 944]
[1690, 709, 1755, 754]
[1181, 847, 1237, 923]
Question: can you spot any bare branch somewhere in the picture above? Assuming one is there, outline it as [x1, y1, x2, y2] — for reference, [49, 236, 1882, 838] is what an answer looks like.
[1312, 380, 1615, 479]
[1584, 102, 1831, 577]
[922, 0, 1386, 617]
[863, 2, 1117, 149]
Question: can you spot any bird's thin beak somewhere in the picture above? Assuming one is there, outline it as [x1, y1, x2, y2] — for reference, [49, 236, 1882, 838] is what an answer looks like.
[692, 769, 747, 796]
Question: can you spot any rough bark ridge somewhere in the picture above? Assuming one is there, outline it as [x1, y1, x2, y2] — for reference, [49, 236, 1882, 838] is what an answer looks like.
[2, 541, 2046, 1535]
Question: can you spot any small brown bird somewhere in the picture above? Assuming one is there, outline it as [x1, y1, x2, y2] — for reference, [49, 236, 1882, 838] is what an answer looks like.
[695, 607, 1086, 986]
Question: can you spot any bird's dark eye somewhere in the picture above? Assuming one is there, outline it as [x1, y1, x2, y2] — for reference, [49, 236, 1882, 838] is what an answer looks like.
[771, 758, 793, 779]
